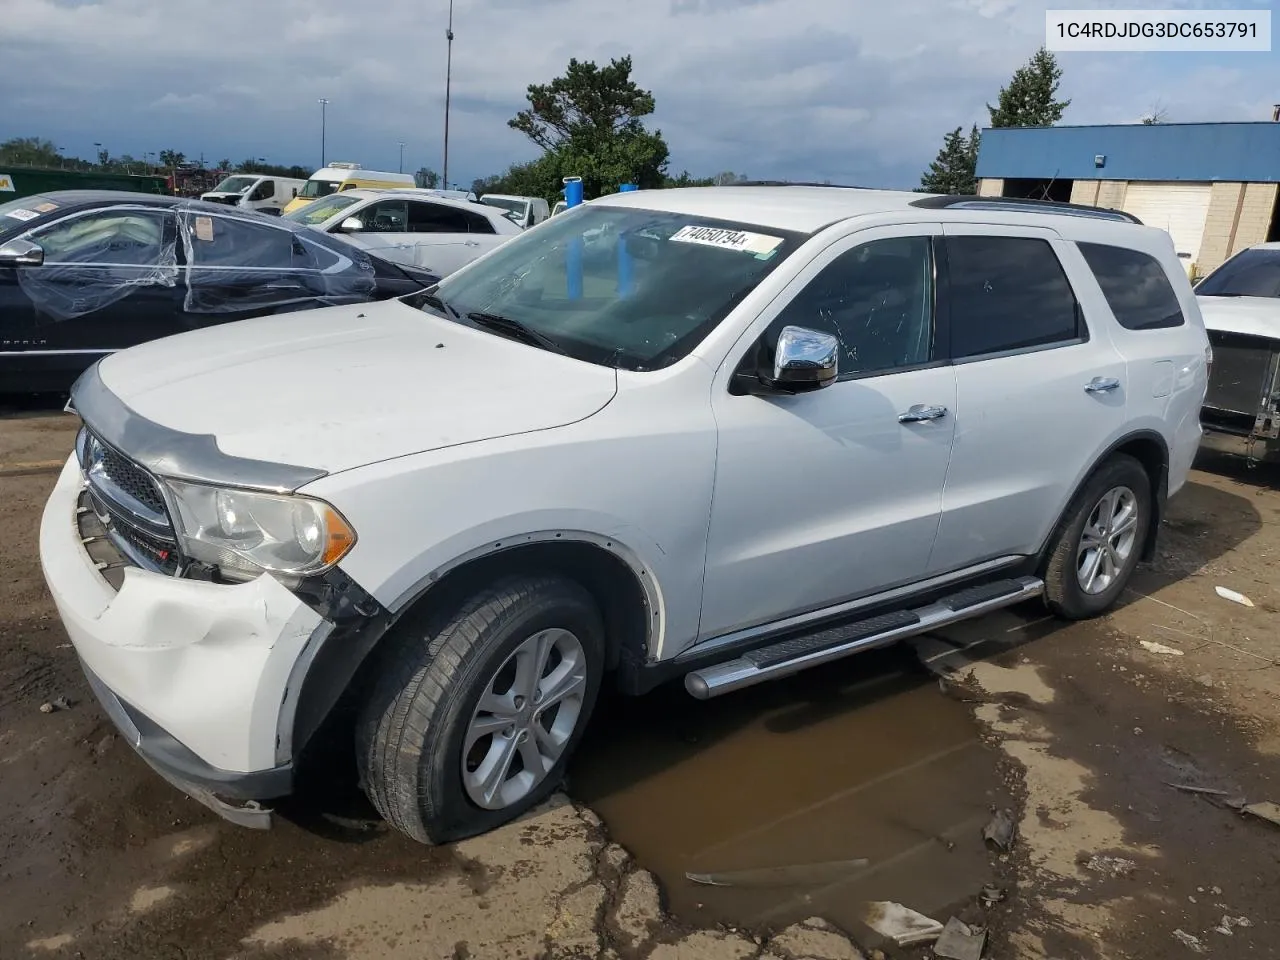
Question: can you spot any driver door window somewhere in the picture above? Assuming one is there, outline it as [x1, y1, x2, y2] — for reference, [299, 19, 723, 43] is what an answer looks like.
[354, 200, 410, 233]
[761, 235, 938, 377]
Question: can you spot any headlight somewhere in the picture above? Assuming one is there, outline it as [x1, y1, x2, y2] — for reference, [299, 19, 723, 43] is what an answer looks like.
[165, 480, 356, 579]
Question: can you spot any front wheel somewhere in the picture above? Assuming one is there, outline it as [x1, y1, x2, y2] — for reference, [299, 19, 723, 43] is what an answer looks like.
[356, 575, 605, 844]
[1043, 453, 1152, 620]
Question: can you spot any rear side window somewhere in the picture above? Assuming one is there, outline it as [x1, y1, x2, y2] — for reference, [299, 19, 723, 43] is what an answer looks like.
[1078, 242, 1184, 330]
[945, 236, 1082, 359]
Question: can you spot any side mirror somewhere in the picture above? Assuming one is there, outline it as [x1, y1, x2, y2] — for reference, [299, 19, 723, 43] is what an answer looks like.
[0, 238, 44, 267]
[340, 217, 364, 232]
[765, 325, 839, 392]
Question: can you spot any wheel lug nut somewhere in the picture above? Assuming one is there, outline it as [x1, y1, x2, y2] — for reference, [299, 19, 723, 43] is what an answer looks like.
[513, 696, 525, 708]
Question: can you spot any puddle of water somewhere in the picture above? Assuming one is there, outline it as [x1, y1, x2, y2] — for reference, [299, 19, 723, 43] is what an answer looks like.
[570, 644, 1008, 935]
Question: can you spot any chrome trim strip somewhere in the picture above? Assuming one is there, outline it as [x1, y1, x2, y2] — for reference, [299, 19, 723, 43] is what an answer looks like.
[69, 363, 329, 494]
[0, 349, 114, 356]
[678, 555, 1024, 661]
[686, 576, 1044, 698]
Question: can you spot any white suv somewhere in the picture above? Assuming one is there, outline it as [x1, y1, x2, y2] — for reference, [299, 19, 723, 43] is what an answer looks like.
[39, 186, 1208, 843]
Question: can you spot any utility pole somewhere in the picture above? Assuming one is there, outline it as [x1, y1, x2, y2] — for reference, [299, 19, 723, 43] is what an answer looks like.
[442, 0, 454, 190]
[319, 98, 330, 166]
[398, 140, 406, 173]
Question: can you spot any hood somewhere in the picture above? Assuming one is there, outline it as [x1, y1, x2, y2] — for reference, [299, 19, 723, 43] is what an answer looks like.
[95, 300, 618, 476]
[1197, 296, 1280, 340]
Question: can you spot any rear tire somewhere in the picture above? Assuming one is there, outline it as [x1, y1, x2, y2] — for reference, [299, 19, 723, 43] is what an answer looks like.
[356, 575, 605, 845]
[1043, 454, 1151, 620]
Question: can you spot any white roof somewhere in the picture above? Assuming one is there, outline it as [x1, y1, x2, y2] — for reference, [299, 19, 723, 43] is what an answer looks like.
[593, 185, 934, 233]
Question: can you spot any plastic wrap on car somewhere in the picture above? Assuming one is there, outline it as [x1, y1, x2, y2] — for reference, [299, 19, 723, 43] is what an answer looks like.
[177, 207, 377, 315]
[16, 208, 179, 321]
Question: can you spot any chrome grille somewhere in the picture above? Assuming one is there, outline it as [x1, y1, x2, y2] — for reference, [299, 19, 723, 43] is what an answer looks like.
[76, 426, 182, 579]
[99, 445, 167, 514]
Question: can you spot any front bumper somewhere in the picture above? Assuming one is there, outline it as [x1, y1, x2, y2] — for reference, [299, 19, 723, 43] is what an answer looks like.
[39, 455, 326, 818]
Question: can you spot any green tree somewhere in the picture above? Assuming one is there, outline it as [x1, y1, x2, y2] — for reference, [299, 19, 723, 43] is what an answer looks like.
[987, 47, 1070, 128]
[217, 158, 231, 171]
[918, 126, 979, 194]
[96, 147, 110, 168]
[664, 170, 717, 187]
[158, 149, 186, 169]
[415, 167, 441, 189]
[503, 55, 670, 200]
[0, 136, 61, 167]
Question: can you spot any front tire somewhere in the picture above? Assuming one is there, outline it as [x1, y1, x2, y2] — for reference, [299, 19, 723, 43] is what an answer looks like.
[356, 575, 605, 844]
[1043, 453, 1151, 620]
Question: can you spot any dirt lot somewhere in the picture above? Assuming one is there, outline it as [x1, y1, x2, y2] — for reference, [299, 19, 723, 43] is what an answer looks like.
[1, 401, 1278, 959]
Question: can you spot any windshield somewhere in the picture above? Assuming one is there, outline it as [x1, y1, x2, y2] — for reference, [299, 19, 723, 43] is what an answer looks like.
[1196, 248, 1280, 299]
[431, 205, 805, 370]
[300, 179, 342, 199]
[211, 176, 258, 194]
[284, 193, 362, 225]
[480, 196, 527, 225]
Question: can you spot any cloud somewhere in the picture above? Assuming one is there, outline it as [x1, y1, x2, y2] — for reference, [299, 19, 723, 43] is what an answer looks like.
[1, 0, 1277, 189]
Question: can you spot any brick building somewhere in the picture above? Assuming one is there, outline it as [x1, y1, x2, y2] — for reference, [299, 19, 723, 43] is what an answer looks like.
[974, 122, 1280, 278]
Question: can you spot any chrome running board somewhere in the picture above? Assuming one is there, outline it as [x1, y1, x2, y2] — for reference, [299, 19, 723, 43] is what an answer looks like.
[684, 576, 1044, 699]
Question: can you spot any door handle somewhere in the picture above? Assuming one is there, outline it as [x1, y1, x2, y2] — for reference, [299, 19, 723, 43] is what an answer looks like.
[1084, 377, 1121, 394]
[898, 404, 948, 423]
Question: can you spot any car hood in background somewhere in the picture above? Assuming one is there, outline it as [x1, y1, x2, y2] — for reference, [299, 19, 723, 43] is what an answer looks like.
[1197, 296, 1280, 340]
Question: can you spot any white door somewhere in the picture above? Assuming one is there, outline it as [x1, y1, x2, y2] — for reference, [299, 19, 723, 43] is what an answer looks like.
[699, 225, 957, 641]
[1120, 182, 1211, 262]
[928, 225, 1130, 574]
[335, 198, 478, 274]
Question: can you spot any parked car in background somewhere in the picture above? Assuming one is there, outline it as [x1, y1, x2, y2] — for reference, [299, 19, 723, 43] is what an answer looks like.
[282, 163, 416, 215]
[284, 188, 521, 276]
[1194, 243, 1280, 461]
[0, 191, 439, 392]
[550, 200, 568, 217]
[40, 187, 1207, 847]
[478, 194, 550, 230]
[201, 174, 305, 215]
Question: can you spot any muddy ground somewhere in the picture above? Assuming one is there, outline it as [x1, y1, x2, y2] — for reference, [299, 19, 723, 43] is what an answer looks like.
[1, 399, 1278, 959]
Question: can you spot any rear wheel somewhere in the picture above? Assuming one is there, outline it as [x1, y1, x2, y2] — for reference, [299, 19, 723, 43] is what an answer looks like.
[1043, 454, 1151, 620]
[356, 575, 604, 844]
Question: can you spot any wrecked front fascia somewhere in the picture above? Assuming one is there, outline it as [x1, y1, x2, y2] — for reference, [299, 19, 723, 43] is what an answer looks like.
[16, 200, 378, 322]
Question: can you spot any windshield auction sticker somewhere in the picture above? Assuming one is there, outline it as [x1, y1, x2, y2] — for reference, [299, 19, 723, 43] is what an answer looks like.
[4, 208, 39, 221]
[670, 225, 783, 257]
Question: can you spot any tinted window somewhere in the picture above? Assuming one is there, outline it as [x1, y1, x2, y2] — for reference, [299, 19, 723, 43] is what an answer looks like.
[946, 236, 1081, 358]
[355, 199, 409, 232]
[407, 201, 471, 234]
[1078, 242, 1184, 330]
[766, 236, 935, 377]
[184, 214, 308, 268]
[1194, 248, 1280, 299]
[464, 210, 497, 235]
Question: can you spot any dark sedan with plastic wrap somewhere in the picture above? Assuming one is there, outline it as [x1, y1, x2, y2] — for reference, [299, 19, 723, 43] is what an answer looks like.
[0, 191, 440, 392]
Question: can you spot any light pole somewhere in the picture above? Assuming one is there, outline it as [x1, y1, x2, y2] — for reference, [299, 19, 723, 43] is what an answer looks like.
[318, 98, 330, 167]
[442, 0, 455, 190]
[93, 142, 104, 168]
[398, 140, 406, 174]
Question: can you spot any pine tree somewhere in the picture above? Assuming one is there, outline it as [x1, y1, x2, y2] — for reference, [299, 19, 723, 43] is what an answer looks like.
[987, 47, 1070, 128]
[919, 126, 977, 195]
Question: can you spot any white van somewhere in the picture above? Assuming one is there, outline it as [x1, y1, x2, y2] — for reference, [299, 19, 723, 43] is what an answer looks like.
[283, 163, 416, 215]
[479, 193, 550, 229]
[201, 175, 306, 215]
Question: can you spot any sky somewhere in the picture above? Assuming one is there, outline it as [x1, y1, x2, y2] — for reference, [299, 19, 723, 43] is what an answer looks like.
[2, 0, 1277, 190]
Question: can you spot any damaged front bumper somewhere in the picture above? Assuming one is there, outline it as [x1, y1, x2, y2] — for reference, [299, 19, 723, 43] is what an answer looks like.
[80, 663, 285, 829]
[39, 455, 327, 827]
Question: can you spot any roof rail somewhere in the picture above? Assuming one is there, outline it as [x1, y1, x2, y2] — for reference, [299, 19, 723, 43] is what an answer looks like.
[910, 194, 1143, 224]
[723, 180, 876, 190]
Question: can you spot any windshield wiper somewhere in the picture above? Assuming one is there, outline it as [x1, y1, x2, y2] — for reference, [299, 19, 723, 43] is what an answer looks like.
[466, 312, 567, 355]
[418, 289, 462, 321]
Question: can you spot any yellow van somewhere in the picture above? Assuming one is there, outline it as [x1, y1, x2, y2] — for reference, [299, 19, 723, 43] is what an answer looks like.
[282, 163, 416, 214]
